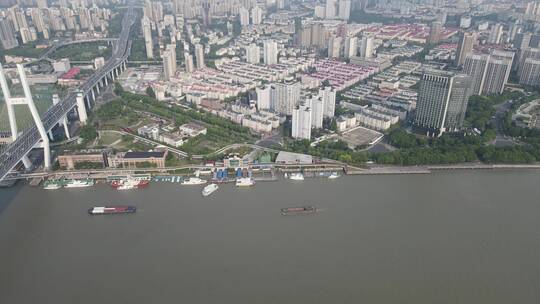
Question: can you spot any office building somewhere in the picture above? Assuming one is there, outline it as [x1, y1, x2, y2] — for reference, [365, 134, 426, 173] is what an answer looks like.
[455, 32, 475, 66]
[263, 40, 278, 65]
[292, 101, 312, 140]
[414, 71, 472, 135]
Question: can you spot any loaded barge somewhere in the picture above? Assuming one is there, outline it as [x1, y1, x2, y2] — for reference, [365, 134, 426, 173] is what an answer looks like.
[281, 206, 317, 216]
[88, 206, 136, 215]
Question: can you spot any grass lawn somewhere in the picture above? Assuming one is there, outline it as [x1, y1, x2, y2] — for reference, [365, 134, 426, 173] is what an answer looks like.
[0, 84, 58, 131]
[97, 132, 123, 146]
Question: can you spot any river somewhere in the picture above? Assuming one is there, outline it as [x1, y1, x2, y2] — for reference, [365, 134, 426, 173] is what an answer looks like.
[1, 170, 539, 303]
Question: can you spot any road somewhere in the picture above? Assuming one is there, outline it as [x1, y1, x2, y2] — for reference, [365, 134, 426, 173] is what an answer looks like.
[490, 99, 517, 147]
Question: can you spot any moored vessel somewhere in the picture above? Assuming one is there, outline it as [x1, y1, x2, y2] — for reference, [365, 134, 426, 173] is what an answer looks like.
[289, 173, 304, 181]
[328, 172, 340, 179]
[236, 177, 255, 187]
[111, 178, 149, 190]
[64, 178, 94, 188]
[181, 177, 207, 185]
[281, 206, 317, 216]
[202, 183, 219, 196]
[43, 179, 64, 190]
[88, 206, 136, 215]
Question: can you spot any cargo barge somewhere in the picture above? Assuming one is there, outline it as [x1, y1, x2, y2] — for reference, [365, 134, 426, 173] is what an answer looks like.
[280, 206, 317, 216]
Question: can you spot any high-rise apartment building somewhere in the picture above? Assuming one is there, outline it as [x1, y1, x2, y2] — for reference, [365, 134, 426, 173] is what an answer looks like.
[454, 32, 475, 66]
[429, 21, 442, 44]
[309, 95, 325, 129]
[325, 0, 337, 19]
[142, 16, 153, 59]
[519, 58, 540, 86]
[251, 6, 263, 25]
[0, 18, 19, 49]
[463, 53, 489, 95]
[239, 7, 250, 27]
[483, 50, 514, 94]
[195, 43, 205, 69]
[344, 36, 357, 58]
[320, 86, 336, 118]
[274, 79, 300, 115]
[263, 40, 278, 64]
[256, 85, 271, 110]
[359, 36, 373, 58]
[338, 0, 351, 20]
[292, 101, 312, 140]
[163, 50, 176, 80]
[463, 50, 514, 95]
[328, 35, 342, 58]
[488, 23, 503, 44]
[245, 44, 260, 64]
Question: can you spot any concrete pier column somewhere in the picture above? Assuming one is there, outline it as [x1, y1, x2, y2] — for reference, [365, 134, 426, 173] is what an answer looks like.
[63, 117, 70, 139]
[76, 92, 88, 125]
[22, 155, 32, 170]
[85, 95, 91, 109]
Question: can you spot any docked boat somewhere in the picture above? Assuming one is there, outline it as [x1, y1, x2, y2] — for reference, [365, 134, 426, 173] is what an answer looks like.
[111, 179, 149, 190]
[328, 172, 340, 179]
[43, 179, 63, 190]
[202, 183, 219, 196]
[88, 206, 136, 215]
[64, 178, 94, 188]
[236, 177, 255, 187]
[289, 173, 304, 181]
[281, 206, 317, 216]
[181, 177, 207, 185]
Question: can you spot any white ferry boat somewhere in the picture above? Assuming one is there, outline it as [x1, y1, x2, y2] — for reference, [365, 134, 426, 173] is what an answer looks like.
[328, 172, 340, 179]
[236, 177, 255, 187]
[202, 184, 219, 196]
[43, 180, 63, 190]
[289, 173, 304, 181]
[181, 177, 207, 185]
[64, 178, 94, 188]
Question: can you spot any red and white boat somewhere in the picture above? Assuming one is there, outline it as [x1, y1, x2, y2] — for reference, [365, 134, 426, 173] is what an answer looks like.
[111, 179, 149, 190]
